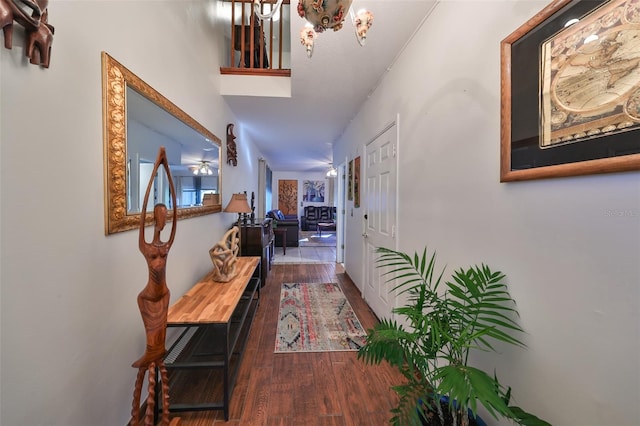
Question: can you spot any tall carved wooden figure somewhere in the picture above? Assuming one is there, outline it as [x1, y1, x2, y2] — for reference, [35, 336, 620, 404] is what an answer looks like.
[131, 147, 177, 426]
[226, 123, 238, 166]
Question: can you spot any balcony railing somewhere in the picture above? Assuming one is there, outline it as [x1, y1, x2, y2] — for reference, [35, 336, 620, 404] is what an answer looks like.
[220, 0, 291, 76]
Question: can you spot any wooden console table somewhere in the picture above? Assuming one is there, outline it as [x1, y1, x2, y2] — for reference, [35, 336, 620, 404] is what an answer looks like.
[159, 256, 261, 421]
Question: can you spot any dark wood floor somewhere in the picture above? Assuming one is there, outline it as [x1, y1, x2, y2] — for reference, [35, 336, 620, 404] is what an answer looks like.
[174, 262, 404, 426]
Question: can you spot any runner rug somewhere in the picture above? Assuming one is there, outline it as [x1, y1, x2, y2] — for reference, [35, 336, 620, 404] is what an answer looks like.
[275, 282, 368, 353]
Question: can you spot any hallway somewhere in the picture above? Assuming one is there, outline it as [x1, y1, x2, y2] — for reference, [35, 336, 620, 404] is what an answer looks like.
[272, 231, 337, 264]
[173, 262, 403, 425]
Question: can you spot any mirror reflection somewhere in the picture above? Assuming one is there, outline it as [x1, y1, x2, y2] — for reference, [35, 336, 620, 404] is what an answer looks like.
[102, 52, 222, 235]
[126, 87, 220, 213]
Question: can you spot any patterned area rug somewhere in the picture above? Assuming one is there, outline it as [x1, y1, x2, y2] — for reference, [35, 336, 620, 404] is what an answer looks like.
[275, 282, 368, 353]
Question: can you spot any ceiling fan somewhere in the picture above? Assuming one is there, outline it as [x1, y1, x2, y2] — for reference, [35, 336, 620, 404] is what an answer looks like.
[191, 161, 215, 176]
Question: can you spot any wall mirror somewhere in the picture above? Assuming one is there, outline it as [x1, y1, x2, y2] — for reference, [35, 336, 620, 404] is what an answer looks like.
[102, 52, 222, 235]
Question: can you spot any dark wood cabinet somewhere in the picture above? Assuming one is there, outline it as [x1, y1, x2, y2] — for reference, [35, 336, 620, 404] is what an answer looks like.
[240, 219, 273, 283]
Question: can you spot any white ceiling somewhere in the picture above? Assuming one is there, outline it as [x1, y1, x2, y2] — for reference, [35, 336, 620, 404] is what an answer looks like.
[223, 0, 437, 172]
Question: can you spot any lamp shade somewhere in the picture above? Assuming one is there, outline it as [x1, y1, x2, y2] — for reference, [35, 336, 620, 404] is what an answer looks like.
[224, 193, 252, 214]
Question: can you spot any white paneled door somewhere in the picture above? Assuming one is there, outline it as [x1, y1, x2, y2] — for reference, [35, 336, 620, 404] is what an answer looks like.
[363, 122, 398, 321]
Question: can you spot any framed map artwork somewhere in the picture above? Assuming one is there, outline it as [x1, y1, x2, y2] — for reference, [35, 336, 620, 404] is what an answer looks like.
[501, 0, 640, 181]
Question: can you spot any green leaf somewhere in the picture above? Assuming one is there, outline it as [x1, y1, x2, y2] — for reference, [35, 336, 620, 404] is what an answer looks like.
[509, 406, 552, 426]
[360, 246, 545, 426]
[435, 365, 512, 420]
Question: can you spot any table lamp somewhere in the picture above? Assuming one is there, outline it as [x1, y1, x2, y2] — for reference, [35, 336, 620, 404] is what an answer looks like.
[224, 193, 252, 227]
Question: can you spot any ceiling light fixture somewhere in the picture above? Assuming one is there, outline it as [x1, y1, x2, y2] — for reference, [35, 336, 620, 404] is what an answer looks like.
[583, 34, 599, 44]
[193, 161, 214, 176]
[326, 164, 338, 178]
[253, 0, 374, 58]
[564, 18, 580, 27]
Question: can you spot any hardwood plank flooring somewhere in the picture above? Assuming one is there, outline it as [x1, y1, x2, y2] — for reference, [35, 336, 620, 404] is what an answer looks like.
[173, 261, 404, 426]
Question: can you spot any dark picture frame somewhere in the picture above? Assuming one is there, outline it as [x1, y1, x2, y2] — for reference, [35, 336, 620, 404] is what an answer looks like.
[303, 180, 325, 202]
[348, 160, 354, 200]
[354, 156, 361, 208]
[500, 0, 640, 182]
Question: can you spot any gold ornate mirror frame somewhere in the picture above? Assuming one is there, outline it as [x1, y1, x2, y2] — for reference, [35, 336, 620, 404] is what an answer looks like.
[102, 52, 222, 235]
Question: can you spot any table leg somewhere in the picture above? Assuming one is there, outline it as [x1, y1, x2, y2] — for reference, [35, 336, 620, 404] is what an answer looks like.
[274, 229, 286, 255]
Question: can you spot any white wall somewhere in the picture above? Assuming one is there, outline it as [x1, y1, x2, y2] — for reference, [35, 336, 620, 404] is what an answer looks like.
[334, 1, 640, 425]
[0, 2, 262, 425]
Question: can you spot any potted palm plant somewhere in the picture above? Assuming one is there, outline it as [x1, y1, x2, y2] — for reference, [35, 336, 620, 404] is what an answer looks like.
[358, 247, 550, 426]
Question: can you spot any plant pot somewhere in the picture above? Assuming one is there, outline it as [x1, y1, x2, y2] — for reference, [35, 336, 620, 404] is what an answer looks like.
[420, 397, 487, 426]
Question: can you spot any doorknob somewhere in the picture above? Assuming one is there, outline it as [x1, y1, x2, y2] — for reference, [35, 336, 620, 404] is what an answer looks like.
[362, 233, 368, 238]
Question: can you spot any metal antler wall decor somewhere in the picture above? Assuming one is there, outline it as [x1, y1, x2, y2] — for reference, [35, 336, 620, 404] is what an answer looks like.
[130, 146, 177, 426]
[0, 0, 55, 68]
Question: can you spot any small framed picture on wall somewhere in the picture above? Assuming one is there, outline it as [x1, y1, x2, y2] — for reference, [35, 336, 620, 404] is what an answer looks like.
[348, 160, 354, 200]
[354, 156, 360, 208]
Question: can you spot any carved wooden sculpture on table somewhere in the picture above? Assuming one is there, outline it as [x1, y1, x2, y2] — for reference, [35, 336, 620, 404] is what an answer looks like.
[131, 147, 177, 426]
[249, 191, 256, 224]
[0, 0, 55, 67]
[226, 123, 238, 166]
[209, 226, 240, 282]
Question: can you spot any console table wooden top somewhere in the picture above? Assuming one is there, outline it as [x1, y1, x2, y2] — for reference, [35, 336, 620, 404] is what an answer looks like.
[167, 256, 260, 325]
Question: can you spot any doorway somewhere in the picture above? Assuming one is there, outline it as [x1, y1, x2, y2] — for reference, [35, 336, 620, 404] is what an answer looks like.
[362, 120, 398, 320]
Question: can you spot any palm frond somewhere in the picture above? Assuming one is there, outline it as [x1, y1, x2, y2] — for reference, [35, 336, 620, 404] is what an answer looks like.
[435, 365, 512, 421]
[359, 246, 548, 426]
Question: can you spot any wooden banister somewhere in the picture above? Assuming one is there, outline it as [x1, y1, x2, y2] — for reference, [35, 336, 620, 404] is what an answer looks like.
[221, 0, 291, 76]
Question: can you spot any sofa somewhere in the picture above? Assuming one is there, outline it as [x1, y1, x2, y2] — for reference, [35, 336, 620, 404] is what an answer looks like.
[300, 206, 336, 231]
[266, 209, 300, 247]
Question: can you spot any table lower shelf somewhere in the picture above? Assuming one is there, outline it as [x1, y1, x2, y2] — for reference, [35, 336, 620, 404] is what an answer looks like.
[157, 270, 261, 421]
[167, 354, 242, 411]
[165, 287, 258, 367]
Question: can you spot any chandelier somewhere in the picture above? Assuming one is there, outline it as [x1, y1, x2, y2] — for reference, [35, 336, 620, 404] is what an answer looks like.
[193, 161, 214, 176]
[253, 0, 374, 58]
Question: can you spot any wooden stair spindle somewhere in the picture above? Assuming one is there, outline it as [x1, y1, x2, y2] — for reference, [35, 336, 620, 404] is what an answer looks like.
[221, 0, 291, 76]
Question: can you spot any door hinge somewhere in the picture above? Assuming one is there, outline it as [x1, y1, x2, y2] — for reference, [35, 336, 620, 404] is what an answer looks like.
[392, 144, 397, 158]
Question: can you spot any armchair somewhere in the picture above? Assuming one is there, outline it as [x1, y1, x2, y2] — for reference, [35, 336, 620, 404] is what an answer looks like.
[300, 206, 336, 231]
[266, 209, 300, 247]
